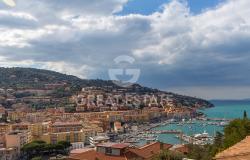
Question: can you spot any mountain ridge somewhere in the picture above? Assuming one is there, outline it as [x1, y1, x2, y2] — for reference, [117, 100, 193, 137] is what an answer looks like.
[0, 67, 213, 109]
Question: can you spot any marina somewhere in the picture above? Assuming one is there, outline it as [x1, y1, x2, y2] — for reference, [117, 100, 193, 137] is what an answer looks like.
[117, 117, 228, 146]
[113, 101, 250, 146]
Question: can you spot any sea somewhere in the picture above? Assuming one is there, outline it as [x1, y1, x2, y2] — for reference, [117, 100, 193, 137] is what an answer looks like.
[153, 100, 250, 144]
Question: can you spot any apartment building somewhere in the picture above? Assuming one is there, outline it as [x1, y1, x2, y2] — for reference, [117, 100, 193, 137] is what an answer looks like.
[30, 122, 49, 139]
[41, 130, 85, 144]
[0, 147, 18, 160]
[5, 130, 32, 153]
[0, 124, 10, 133]
[89, 135, 110, 146]
[11, 123, 30, 131]
[50, 122, 83, 133]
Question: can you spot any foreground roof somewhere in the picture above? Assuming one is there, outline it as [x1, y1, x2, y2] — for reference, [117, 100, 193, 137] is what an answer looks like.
[68, 142, 173, 160]
[215, 136, 250, 160]
[128, 142, 173, 159]
[68, 149, 127, 160]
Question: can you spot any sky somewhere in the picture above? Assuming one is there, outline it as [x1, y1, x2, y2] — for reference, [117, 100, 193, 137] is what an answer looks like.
[0, 0, 250, 100]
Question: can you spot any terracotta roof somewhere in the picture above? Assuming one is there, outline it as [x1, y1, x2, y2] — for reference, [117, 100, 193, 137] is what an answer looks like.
[215, 136, 250, 160]
[68, 142, 172, 160]
[173, 145, 189, 154]
[68, 149, 127, 160]
[70, 148, 93, 154]
[170, 144, 189, 154]
[128, 142, 173, 159]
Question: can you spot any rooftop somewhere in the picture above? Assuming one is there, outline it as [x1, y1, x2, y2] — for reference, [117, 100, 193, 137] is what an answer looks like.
[69, 149, 127, 160]
[69, 142, 173, 160]
[97, 143, 130, 149]
[215, 136, 250, 160]
[89, 135, 109, 141]
[128, 142, 173, 159]
[51, 122, 82, 127]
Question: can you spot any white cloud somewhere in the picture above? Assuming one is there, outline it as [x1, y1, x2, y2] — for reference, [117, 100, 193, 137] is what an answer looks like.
[0, 10, 37, 21]
[0, 56, 91, 78]
[0, 0, 250, 98]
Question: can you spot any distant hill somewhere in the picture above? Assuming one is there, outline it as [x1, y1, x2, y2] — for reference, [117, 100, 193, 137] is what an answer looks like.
[0, 67, 213, 108]
[0, 67, 156, 90]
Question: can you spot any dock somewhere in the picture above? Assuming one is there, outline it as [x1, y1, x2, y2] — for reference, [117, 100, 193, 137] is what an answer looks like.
[147, 130, 183, 134]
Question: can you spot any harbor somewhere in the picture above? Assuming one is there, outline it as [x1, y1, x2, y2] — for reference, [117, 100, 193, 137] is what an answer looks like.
[111, 102, 250, 146]
[117, 116, 229, 146]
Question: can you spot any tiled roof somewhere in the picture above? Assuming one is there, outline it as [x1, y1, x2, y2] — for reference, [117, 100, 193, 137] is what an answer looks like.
[68, 142, 173, 160]
[70, 148, 94, 154]
[128, 142, 173, 159]
[170, 144, 189, 154]
[215, 136, 250, 160]
[68, 149, 127, 160]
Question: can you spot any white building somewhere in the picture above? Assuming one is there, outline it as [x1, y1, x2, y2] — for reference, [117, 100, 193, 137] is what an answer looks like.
[89, 135, 110, 146]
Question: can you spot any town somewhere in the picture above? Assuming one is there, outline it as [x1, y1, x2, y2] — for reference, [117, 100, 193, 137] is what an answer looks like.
[0, 82, 210, 160]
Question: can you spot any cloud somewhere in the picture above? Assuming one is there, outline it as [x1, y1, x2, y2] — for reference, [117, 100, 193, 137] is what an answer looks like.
[0, 0, 250, 99]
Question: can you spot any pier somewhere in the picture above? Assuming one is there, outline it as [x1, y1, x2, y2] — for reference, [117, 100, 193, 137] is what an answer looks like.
[147, 130, 183, 134]
[207, 118, 232, 121]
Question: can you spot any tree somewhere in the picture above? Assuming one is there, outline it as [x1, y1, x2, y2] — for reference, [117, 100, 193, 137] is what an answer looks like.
[152, 150, 184, 160]
[22, 141, 46, 159]
[31, 157, 42, 160]
[58, 141, 71, 149]
[223, 118, 250, 148]
[22, 140, 71, 159]
[187, 144, 212, 160]
[209, 132, 224, 156]
[244, 110, 248, 119]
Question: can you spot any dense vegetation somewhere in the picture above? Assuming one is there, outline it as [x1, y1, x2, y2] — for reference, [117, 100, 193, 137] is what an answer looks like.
[0, 67, 213, 109]
[0, 67, 144, 90]
[186, 111, 250, 160]
[21, 140, 71, 159]
[152, 150, 184, 160]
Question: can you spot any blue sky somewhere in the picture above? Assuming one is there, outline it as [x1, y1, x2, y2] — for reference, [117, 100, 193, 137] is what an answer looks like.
[0, 0, 250, 100]
[119, 0, 225, 15]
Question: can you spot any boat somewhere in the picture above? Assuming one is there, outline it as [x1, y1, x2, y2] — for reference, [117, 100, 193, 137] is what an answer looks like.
[177, 123, 183, 126]
[219, 121, 229, 126]
[194, 131, 211, 139]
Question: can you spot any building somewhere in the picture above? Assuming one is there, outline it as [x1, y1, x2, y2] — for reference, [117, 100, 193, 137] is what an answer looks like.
[89, 135, 110, 146]
[128, 142, 173, 160]
[5, 131, 31, 153]
[0, 134, 5, 148]
[70, 142, 85, 150]
[214, 136, 250, 160]
[0, 124, 10, 133]
[68, 142, 173, 160]
[82, 127, 103, 144]
[0, 147, 18, 160]
[41, 130, 85, 144]
[113, 121, 124, 133]
[11, 123, 30, 131]
[0, 107, 6, 120]
[96, 143, 130, 156]
[50, 122, 83, 133]
[30, 122, 49, 139]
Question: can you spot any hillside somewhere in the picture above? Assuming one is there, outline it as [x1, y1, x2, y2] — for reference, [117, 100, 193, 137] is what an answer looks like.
[0, 67, 213, 109]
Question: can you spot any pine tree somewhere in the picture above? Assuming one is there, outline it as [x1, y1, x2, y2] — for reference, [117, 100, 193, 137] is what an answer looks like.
[244, 110, 248, 119]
